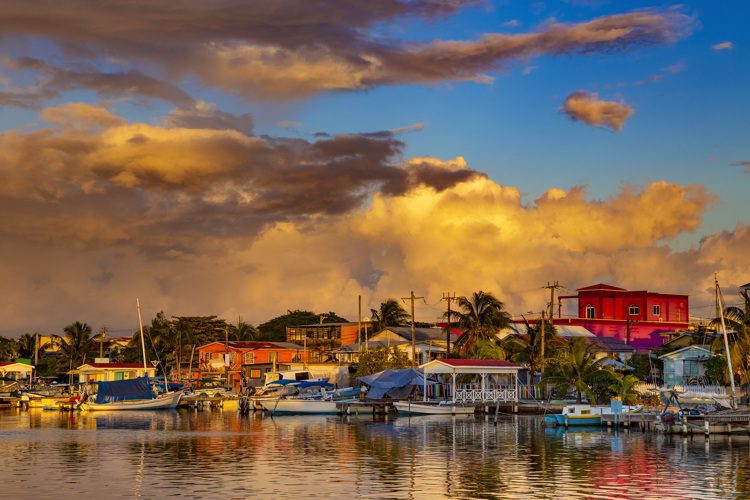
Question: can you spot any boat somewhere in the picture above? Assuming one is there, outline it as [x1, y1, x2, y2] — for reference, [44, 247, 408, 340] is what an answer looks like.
[394, 401, 476, 416]
[543, 404, 641, 426]
[79, 376, 182, 411]
[79, 298, 181, 411]
[261, 383, 360, 415]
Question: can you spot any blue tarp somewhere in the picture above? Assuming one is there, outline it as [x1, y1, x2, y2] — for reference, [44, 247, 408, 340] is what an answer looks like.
[358, 369, 427, 399]
[94, 377, 155, 404]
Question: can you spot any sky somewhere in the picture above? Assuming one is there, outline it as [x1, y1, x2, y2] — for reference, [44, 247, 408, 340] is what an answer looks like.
[0, 1, 748, 336]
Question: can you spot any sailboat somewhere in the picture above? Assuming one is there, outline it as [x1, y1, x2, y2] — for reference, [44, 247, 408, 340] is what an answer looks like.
[79, 299, 182, 411]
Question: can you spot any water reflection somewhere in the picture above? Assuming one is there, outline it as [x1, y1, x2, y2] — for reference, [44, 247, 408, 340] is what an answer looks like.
[0, 409, 749, 498]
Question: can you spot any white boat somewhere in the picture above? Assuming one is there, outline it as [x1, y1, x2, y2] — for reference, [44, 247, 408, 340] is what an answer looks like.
[263, 398, 343, 415]
[394, 401, 476, 415]
[80, 391, 182, 411]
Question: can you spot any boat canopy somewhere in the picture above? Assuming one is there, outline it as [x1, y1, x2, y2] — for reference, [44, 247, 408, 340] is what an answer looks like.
[94, 377, 155, 404]
[358, 368, 428, 399]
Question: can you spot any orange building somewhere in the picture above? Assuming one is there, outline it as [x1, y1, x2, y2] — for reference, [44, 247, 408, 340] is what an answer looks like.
[286, 321, 374, 362]
[195, 341, 306, 390]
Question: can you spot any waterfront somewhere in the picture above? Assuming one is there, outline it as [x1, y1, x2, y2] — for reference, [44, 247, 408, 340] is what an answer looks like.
[1, 411, 749, 498]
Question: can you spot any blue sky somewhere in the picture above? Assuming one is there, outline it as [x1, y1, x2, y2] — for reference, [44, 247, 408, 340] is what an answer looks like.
[0, 1, 748, 333]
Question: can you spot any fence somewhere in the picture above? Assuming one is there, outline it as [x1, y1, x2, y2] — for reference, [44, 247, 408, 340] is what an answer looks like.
[454, 385, 518, 403]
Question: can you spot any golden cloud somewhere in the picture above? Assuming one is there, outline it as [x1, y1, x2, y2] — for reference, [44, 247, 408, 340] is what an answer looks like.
[561, 91, 635, 131]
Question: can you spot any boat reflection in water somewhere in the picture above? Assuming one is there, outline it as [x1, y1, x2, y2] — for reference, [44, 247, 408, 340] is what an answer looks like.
[1, 411, 749, 498]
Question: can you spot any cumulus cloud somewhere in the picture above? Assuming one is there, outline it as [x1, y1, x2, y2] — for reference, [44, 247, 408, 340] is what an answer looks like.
[0, 105, 483, 248]
[712, 41, 734, 51]
[0, 4, 693, 100]
[1, 57, 194, 108]
[1, 158, 730, 335]
[561, 91, 635, 131]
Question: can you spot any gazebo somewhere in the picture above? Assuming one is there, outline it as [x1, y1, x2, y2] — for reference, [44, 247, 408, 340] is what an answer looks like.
[419, 358, 520, 403]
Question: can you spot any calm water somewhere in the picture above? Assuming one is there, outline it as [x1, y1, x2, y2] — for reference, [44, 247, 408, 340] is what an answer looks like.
[1, 409, 749, 499]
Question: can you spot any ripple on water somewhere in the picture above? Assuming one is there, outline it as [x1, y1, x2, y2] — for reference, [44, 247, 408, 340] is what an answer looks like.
[0, 411, 749, 498]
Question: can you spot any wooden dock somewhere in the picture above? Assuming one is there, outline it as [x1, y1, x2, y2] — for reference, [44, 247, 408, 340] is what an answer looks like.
[600, 407, 750, 435]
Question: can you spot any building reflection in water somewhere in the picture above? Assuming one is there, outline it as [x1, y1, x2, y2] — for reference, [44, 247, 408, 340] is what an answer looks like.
[1, 409, 750, 498]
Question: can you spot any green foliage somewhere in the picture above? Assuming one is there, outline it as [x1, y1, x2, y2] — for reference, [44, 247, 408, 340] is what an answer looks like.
[627, 353, 654, 381]
[502, 320, 564, 376]
[450, 291, 511, 355]
[710, 293, 750, 384]
[542, 338, 610, 403]
[257, 310, 348, 342]
[355, 346, 411, 377]
[0, 336, 19, 361]
[705, 354, 728, 384]
[469, 339, 506, 360]
[607, 374, 641, 405]
[370, 299, 410, 331]
[54, 321, 97, 369]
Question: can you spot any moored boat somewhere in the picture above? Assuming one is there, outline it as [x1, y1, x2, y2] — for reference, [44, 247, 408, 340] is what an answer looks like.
[543, 404, 641, 426]
[79, 377, 182, 411]
[394, 401, 476, 415]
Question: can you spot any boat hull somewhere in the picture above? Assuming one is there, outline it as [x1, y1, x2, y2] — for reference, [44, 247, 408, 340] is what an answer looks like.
[263, 399, 342, 414]
[394, 401, 475, 415]
[80, 392, 182, 411]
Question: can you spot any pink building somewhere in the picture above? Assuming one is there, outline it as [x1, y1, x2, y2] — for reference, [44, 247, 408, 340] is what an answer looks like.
[557, 283, 689, 350]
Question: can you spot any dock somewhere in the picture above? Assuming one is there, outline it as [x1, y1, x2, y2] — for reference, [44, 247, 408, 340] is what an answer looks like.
[599, 407, 750, 435]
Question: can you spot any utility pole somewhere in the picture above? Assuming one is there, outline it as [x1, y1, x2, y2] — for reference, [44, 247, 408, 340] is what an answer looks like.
[357, 295, 362, 350]
[441, 292, 457, 357]
[542, 281, 563, 323]
[401, 291, 425, 368]
[540, 310, 546, 372]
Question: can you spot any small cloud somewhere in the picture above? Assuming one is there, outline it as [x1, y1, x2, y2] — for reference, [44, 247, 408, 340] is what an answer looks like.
[503, 19, 520, 28]
[277, 120, 302, 131]
[729, 161, 750, 174]
[712, 41, 734, 51]
[561, 91, 635, 132]
[390, 122, 426, 134]
[662, 62, 686, 74]
[521, 66, 538, 76]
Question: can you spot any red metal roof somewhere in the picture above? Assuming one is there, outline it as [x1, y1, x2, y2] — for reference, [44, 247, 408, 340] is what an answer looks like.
[0, 362, 27, 367]
[83, 363, 151, 369]
[437, 358, 517, 367]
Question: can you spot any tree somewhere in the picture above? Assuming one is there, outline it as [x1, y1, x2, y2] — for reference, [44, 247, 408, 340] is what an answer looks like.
[370, 299, 410, 332]
[608, 373, 641, 405]
[710, 290, 750, 384]
[355, 346, 411, 377]
[541, 338, 610, 403]
[469, 339, 507, 360]
[232, 319, 259, 341]
[451, 291, 511, 356]
[54, 321, 96, 370]
[502, 318, 563, 379]
[16, 332, 40, 359]
[0, 336, 19, 361]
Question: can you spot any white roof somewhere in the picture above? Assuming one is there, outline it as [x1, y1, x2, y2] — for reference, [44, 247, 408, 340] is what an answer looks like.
[420, 359, 520, 375]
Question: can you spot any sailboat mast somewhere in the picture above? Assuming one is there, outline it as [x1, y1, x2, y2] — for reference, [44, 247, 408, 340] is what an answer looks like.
[136, 298, 148, 370]
[716, 275, 737, 409]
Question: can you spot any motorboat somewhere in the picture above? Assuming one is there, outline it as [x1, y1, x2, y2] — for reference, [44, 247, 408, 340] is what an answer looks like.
[80, 389, 182, 411]
[543, 404, 641, 426]
[394, 401, 476, 416]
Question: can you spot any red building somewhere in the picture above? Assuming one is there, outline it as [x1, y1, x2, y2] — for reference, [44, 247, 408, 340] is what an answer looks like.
[194, 341, 306, 390]
[557, 283, 689, 350]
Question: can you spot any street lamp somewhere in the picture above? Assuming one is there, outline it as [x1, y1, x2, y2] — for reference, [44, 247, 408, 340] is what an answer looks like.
[362, 316, 371, 351]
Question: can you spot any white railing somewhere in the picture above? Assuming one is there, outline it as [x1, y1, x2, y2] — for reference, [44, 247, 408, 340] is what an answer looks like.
[454, 386, 518, 403]
[635, 382, 735, 396]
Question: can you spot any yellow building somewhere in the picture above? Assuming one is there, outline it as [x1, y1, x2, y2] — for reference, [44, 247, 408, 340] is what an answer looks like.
[75, 362, 156, 383]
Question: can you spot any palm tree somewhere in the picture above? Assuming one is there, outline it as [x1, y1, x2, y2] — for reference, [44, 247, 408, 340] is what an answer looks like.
[370, 299, 410, 331]
[710, 289, 750, 384]
[451, 291, 511, 355]
[503, 318, 564, 391]
[16, 332, 39, 359]
[608, 373, 641, 405]
[469, 339, 507, 360]
[541, 337, 609, 403]
[54, 322, 96, 370]
[232, 319, 259, 341]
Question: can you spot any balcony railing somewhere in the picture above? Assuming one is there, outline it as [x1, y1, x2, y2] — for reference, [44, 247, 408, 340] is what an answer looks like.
[454, 385, 518, 403]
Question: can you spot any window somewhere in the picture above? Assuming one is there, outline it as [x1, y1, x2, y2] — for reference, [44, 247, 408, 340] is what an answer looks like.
[653, 305, 661, 316]
[250, 369, 261, 379]
[585, 305, 596, 319]
[628, 305, 640, 315]
[243, 352, 255, 364]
